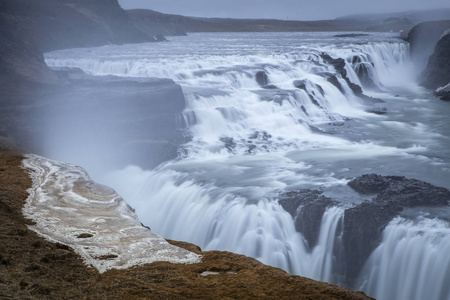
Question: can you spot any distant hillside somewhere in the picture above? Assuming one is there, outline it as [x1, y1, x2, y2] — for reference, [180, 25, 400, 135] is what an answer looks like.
[126, 10, 422, 33]
[338, 8, 450, 23]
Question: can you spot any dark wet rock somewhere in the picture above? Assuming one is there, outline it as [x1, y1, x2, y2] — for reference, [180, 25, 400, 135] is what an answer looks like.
[342, 202, 401, 283]
[254, 71, 277, 89]
[246, 143, 257, 154]
[294, 80, 325, 99]
[321, 55, 384, 106]
[220, 137, 236, 153]
[334, 34, 369, 38]
[351, 56, 375, 89]
[293, 80, 307, 90]
[249, 131, 272, 141]
[155, 34, 167, 42]
[366, 107, 387, 115]
[435, 83, 450, 101]
[256, 71, 269, 87]
[301, 106, 308, 115]
[349, 174, 450, 206]
[326, 75, 345, 93]
[421, 28, 450, 90]
[321, 54, 347, 77]
[279, 190, 337, 248]
[321, 54, 376, 99]
[348, 174, 391, 194]
[308, 94, 322, 107]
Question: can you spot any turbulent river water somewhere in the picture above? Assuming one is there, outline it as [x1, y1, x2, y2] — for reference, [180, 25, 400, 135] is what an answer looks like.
[45, 32, 450, 300]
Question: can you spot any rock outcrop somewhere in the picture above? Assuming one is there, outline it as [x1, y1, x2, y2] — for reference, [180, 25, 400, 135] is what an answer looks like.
[279, 174, 450, 285]
[279, 190, 336, 248]
[343, 174, 450, 282]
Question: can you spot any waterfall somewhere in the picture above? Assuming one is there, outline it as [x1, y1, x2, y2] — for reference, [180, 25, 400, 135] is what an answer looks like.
[357, 217, 450, 300]
[43, 32, 450, 299]
[102, 163, 346, 281]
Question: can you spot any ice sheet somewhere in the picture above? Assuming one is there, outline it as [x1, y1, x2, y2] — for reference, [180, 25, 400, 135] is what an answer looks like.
[22, 154, 201, 273]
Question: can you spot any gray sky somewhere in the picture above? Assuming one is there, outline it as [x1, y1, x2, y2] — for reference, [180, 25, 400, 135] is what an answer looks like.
[118, 0, 450, 21]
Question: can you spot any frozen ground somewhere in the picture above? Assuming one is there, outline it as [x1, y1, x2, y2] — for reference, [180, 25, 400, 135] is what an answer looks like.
[22, 154, 201, 273]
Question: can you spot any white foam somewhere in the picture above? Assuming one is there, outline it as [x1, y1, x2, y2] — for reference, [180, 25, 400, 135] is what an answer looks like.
[22, 154, 201, 273]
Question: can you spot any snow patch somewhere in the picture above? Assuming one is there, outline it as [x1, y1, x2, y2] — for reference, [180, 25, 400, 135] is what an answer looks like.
[22, 154, 201, 273]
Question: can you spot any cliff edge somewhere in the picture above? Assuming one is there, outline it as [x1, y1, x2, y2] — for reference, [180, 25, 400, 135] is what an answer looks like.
[407, 20, 450, 100]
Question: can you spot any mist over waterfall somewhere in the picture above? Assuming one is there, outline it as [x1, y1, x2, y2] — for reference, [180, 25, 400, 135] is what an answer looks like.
[44, 32, 450, 299]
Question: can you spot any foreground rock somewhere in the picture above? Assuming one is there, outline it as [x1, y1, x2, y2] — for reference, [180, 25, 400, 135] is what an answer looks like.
[0, 152, 372, 299]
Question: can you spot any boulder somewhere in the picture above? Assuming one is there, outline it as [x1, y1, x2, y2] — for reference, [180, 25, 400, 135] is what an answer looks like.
[255, 71, 269, 87]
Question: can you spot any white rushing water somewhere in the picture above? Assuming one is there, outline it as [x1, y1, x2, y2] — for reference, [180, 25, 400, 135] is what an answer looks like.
[358, 217, 450, 300]
[45, 32, 450, 298]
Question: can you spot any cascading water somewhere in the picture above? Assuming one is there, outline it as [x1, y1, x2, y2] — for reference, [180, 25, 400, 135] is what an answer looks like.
[44, 32, 450, 299]
[357, 217, 450, 300]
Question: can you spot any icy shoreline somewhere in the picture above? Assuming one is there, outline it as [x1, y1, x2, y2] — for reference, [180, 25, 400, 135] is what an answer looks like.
[21, 154, 201, 273]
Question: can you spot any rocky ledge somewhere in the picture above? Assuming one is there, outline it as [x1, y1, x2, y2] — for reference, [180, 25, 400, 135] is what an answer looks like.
[0, 151, 372, 299]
